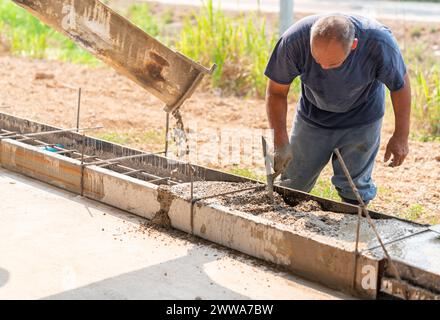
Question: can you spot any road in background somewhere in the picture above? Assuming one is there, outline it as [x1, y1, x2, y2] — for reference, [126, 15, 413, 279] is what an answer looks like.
[143, 0, 440, 22]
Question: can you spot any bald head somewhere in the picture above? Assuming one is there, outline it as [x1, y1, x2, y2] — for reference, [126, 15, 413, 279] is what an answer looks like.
[310, 15, 358, 69]
[311, 16, 356, 53]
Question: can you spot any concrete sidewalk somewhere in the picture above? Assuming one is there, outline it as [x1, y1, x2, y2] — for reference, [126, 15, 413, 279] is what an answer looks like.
[0, 167, 350, 300]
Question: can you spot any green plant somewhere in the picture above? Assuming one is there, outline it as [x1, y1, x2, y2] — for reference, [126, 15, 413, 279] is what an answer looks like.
[411, 65, 440, 138]
[410, 26, 422, 38]
[161, 9, 175, 25]
[0, 0, 98, 64]
[406, 204, 425, 221]
[126, 4, 160, 38]
[175, 0, 280, 98]
[95, 132, 132, 145]
[95, 129, 165, 147]
[226, 166, 266, 182]
[141, 129, 165, 145]
[310, 178, 340, 201]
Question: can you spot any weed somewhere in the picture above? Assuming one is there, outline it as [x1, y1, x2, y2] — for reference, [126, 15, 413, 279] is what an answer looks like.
[405, 204, 425, 221]
[310, 178, 340, 201]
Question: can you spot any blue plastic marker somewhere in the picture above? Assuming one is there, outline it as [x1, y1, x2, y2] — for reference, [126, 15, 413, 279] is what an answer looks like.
[44, 144, 65, 152]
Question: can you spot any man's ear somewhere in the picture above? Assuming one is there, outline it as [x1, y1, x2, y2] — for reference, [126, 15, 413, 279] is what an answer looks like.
[351, 38, 358, 50]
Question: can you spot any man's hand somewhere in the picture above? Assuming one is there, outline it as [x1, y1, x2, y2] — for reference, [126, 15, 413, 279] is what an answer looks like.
[274, 143, 293, 176]
[384, 134, 409, 167]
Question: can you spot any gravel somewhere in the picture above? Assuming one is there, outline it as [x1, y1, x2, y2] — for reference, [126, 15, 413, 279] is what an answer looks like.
[172, 181, 348, 236]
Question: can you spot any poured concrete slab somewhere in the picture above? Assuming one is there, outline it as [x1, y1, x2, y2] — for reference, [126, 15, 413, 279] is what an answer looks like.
[368, 230, 440, 295]
[369, 231, 440, 277]
[0, 168, 351, 300]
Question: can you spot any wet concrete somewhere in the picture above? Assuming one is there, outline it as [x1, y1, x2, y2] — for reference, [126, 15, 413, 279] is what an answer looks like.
[430, 224, 440, 234]
[369, 230, 440, 278]
[152, 185, 173, 227]
[172, 181, 427, 252]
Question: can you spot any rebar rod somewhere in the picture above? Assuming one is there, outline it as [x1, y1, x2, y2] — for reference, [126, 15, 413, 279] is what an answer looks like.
[147, 177, 170, 184]
[191, 185, 265, 204]
[82, 151, 164, 167]
[1, 128, 180, 185]
[122, 169, 145, 176]
[352, 206, 362, 290]
[333, 148, 404, 287]
[76, 88, 82, 132]
[1, 126, 103, 140]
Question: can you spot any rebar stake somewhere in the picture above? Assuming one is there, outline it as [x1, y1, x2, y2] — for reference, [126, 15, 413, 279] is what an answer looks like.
[80, 133, 86, 197]
[76, 88, 82, 132]
[165, 112, 170, 158]
[334, 148, 405, 297]
[188, 163, 196, 235]
[352, 206, 362, 290]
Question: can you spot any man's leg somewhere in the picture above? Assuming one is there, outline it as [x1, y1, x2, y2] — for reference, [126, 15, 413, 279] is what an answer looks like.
[279, 114, 336, 192]
[331, 118, 383, 204]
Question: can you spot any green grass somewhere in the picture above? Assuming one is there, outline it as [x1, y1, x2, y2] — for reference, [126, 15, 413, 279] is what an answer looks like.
[428, 216, 440, 225]
[411, 66, 440, 138]
[175, 0, 278, 97]
[405, 204, 425, 221]
[95, 130, 164, 146]
[0, 0, 98, 65]
[161, 9, 175, 25]
[95, 132, 132, 145]
[226, 166, 266, 182]
[400, 41, 440, 139]
[125, 4, 161, 38]
[410, 26, 422, 38]
[310, 178, 340, 201]
[141, 130, 165, 145]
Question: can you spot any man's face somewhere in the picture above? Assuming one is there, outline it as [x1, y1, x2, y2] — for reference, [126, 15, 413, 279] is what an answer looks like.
[311, 38, 357, 70]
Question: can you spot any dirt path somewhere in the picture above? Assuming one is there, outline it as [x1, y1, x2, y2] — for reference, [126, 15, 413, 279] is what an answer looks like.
[0, 55, 439, 224]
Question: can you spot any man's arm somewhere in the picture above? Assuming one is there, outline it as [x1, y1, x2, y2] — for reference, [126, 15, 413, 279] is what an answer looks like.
[385, 72, 411, 167]
[265, 79, 291, 148]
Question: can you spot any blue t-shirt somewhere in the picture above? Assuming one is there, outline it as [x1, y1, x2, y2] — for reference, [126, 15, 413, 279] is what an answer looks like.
[264, 14, 407, 129]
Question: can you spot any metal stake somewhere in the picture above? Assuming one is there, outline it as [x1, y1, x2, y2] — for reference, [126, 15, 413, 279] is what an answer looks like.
[82, 151, 162, 167]
[188, 163, 196, 234]
[333, 148, 404, 293]
[165, 112, 169, 158]
[1, 126, 103, 140]
[76, 88, 82, 132]
[80, 133, 86, 196]
[352, 206, 362, 290]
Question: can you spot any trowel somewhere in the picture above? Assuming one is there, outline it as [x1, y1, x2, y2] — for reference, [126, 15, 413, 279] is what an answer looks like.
[261, 136, 279, 202]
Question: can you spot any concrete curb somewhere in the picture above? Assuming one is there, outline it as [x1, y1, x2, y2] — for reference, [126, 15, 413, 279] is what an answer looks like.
[0, 138, 379, 298]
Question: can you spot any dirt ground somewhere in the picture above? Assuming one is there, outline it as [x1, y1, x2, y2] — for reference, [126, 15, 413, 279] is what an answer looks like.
[0, 54, 438, 224]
